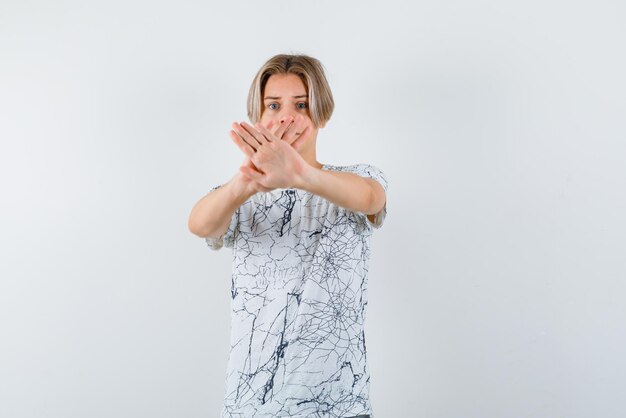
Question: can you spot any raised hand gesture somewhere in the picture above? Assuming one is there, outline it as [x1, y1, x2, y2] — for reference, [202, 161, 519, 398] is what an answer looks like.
[230, 115, 310, 191]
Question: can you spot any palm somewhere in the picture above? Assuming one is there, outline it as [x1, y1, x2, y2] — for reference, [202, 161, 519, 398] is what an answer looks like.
[250, 137, 305, 189]
[239, 156, 273, 193]
[231, 117, 309, 191]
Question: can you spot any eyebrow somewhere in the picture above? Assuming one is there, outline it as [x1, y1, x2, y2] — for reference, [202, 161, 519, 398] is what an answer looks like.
[263, 95, 308, 100]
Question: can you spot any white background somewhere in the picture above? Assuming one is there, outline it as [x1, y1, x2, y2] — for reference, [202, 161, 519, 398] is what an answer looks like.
[1, 0, 625, 417]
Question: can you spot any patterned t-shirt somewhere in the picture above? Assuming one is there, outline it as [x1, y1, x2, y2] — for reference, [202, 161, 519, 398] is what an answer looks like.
[205, 163, 388, 418]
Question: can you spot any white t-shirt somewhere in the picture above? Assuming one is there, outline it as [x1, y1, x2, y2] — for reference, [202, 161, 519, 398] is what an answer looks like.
[205, 163, 388, 418]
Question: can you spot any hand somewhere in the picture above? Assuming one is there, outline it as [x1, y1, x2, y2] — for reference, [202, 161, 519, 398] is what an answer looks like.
[234, 156, 274, 195]
[230, 116, 311, 190]
[230, 120, 293, 194]
[271, 116, 311, 150]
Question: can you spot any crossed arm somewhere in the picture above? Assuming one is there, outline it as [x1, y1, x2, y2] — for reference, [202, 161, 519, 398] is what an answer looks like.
[188, 119, 385, 239]
[294, 165, 386, 222]
[232, 119, 386, 220]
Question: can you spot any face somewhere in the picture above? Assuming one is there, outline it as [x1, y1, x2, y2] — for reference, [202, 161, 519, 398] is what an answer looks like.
[259, 73, 323, 150]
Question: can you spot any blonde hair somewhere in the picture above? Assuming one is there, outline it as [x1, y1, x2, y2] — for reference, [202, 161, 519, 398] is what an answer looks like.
[247, 54, 334, 129]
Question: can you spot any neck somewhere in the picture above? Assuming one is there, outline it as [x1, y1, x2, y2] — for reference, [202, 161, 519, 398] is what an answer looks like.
[300, 152, 323, 170]
[298, 132, 323, 170]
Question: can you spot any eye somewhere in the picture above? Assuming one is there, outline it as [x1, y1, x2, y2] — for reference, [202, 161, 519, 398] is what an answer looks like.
[268, 103, 279, 110]
[297, 102, 308, 109]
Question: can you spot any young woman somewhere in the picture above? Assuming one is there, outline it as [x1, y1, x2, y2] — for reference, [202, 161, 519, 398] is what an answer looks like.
[188, 54, 387, 418]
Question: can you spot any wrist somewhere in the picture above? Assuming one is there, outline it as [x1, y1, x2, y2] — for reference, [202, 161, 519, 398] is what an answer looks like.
[230, 172, 257, 201]
[294, 163, 321, 192]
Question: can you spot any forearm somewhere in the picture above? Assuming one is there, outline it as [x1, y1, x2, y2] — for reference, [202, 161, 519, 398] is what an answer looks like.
[295, 166, 377, 214]
[188, 174, 255, 238]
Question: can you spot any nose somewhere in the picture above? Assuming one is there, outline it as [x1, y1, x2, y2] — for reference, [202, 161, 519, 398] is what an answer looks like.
[278, 113, 297, 125]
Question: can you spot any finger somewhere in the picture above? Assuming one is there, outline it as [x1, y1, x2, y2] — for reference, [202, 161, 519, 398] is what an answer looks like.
[244, 156, 264, 173]
[230, 130, 256, 158]
[240, 121, 270, 144]
[254, 122, 280, 143]
[291, 126, 310, 149]
[255, 121, 280, 143]
[285, 115, 303, 135]
[265, 120, 277, 136]
[232, 122, 262, 148]
[240, 165, 264, 182]
[232, 123, 259, 151]
[242, 156, 260, 173]
[274, 116, 295, 140]
[284, 118, 305, 144]
[269, 119, 283, 137]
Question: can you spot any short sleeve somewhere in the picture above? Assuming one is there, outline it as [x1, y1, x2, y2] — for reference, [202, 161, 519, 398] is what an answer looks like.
[350, 164, 388, 230]
[204, 184, 239, 251]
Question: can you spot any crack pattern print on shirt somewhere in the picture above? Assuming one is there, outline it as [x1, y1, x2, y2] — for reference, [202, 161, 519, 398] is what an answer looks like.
[205, 163, 388, 418]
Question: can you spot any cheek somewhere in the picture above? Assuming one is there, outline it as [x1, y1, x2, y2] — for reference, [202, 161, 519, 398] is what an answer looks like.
[300, 115, 314, 127]
[259, 112, 273, 127]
